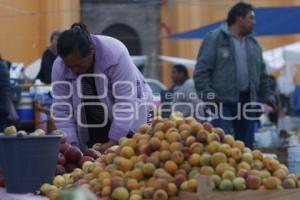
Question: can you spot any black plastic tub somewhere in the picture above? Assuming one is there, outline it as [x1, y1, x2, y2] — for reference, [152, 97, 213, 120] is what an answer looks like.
[0, 135, 61, 194]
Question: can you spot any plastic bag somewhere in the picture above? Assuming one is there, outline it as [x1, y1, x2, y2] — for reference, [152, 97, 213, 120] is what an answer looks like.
[278, 116, 300, 131]
[256, 126, 282, 148]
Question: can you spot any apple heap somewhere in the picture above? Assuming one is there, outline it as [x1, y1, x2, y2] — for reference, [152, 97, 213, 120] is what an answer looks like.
[2, 126, 46, 136]
[41, 113, 300, 200]
[56, 136, 102, 175]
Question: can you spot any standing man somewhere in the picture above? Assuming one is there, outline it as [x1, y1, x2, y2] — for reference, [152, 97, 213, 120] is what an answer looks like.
[37, 31, 61, 84]
[0, 59, 10, 132]
[193, 2, 275, 148]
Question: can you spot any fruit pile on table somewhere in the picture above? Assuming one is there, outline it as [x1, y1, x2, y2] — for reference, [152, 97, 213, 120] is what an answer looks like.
[40, 115, 300, 199]
[4, 114, 300, 200]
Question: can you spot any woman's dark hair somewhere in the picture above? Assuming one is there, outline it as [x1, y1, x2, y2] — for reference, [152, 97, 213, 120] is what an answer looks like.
[226, 2, 255, 26]
[57, 22, 92, 58]
[173, 64, 189, 78]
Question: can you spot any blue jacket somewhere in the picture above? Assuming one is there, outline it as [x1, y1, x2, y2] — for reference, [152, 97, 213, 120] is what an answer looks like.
[0, 61, 10, 118]
[193, 24, 275, 104]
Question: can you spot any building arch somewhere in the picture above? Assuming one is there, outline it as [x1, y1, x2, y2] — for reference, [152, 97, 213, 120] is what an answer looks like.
[102, 24, 142, 56]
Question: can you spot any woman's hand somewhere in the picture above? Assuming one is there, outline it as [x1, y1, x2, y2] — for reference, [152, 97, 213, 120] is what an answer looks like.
[98, 139, 118, 154]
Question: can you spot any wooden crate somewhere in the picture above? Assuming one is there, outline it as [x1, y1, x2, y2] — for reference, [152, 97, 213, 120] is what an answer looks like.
[171, 175, 300, 200]
[173, 189, 300, 200]
[258, 147, 288, 166]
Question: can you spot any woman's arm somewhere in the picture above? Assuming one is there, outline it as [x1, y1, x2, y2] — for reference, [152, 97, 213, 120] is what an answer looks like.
[106, 46, 144, 141]
[52, 59, 78, 144]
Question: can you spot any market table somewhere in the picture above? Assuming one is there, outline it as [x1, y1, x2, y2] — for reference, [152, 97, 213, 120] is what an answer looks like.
[0, 188, 48, 200]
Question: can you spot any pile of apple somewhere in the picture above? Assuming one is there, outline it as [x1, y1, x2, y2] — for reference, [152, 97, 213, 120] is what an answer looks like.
[40, 114, 300, 200]
[2, 126, 48, 136]
[56, 137, 101, 175]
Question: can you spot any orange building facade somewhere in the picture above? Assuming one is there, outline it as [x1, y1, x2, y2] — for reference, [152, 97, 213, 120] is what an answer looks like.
[1, 0, 300, 85]
[161, 0, 300, 86]
[0, 0, 79, 66]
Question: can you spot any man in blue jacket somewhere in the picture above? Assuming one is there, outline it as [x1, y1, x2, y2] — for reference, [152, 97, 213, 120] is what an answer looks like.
[0, 59, 10, 132]
[193, 2, 275, 148]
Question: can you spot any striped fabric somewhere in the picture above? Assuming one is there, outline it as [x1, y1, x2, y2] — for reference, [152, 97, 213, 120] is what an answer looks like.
[81, 76, 111, 145]
[81, 76, 106, 125]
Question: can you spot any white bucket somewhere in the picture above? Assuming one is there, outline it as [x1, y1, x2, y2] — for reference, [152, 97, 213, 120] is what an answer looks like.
[288, 146, 300, 173]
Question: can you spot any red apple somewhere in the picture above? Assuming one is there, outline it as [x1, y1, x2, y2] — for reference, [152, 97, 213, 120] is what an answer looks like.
[213, 128, 225, 142]
[79, 156, 95, 167]
[65, 163, 77, 173]
[59, 143, 71, 154]
[174, 174, 187, 187]
[64, 146, 83, 164]
[55, 164, 66, 175]
[246, 175, 261, 189]
[74, 179, 87, 187]
[237, 169, 249, 179]
[57, 152, 66, 165]
[0, 174, 5, 187]
[110, 176, 125, 190]
[143, 145, 153, 156]
[60, 136, 67, 144]
[84, 148, 101, 159]
[203, 122, 213, 133]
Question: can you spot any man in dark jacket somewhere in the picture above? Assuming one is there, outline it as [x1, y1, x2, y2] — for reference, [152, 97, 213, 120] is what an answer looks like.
[193, 2, 275, 148]
[0, 60, 10, 132]
[37, 31, 60, 84]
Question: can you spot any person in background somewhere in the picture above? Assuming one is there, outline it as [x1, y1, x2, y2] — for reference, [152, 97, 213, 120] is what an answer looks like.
[267, 75, 281, 124]
[168, 64, 204, 120]
[0, 59, 11, 132]
[0, 53, 19, 126]
[0, 53, 11, 70]
[193, 2, 275, 149]
[293, 65, 300, 117]
[52, 23, 153, 152]
[37, 31, 61, 84]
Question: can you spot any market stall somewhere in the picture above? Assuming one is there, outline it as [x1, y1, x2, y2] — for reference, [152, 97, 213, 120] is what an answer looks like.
[1, 114, 300, 200]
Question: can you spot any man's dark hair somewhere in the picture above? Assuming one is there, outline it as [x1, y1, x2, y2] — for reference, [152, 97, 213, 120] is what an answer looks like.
[57, 22, 92, 58]
[173, 64, 189, 78]
[50, 31, 61, 41]
[226, 2, 255, 26]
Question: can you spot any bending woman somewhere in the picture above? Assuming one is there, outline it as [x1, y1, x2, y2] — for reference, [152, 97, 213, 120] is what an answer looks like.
[52, 23, 153, 151]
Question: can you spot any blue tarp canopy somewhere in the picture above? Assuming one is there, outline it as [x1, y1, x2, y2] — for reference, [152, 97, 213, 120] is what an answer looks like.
[169, 6, 300, 39]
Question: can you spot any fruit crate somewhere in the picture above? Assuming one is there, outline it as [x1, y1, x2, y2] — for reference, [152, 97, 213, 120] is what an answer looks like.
[258, 147, 288, 166]
[173, 189, 300, 200]
[171, 176, 300, 200]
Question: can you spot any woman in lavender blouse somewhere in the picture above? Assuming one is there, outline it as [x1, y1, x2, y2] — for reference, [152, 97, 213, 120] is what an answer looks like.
[52, 23, 153, 151]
